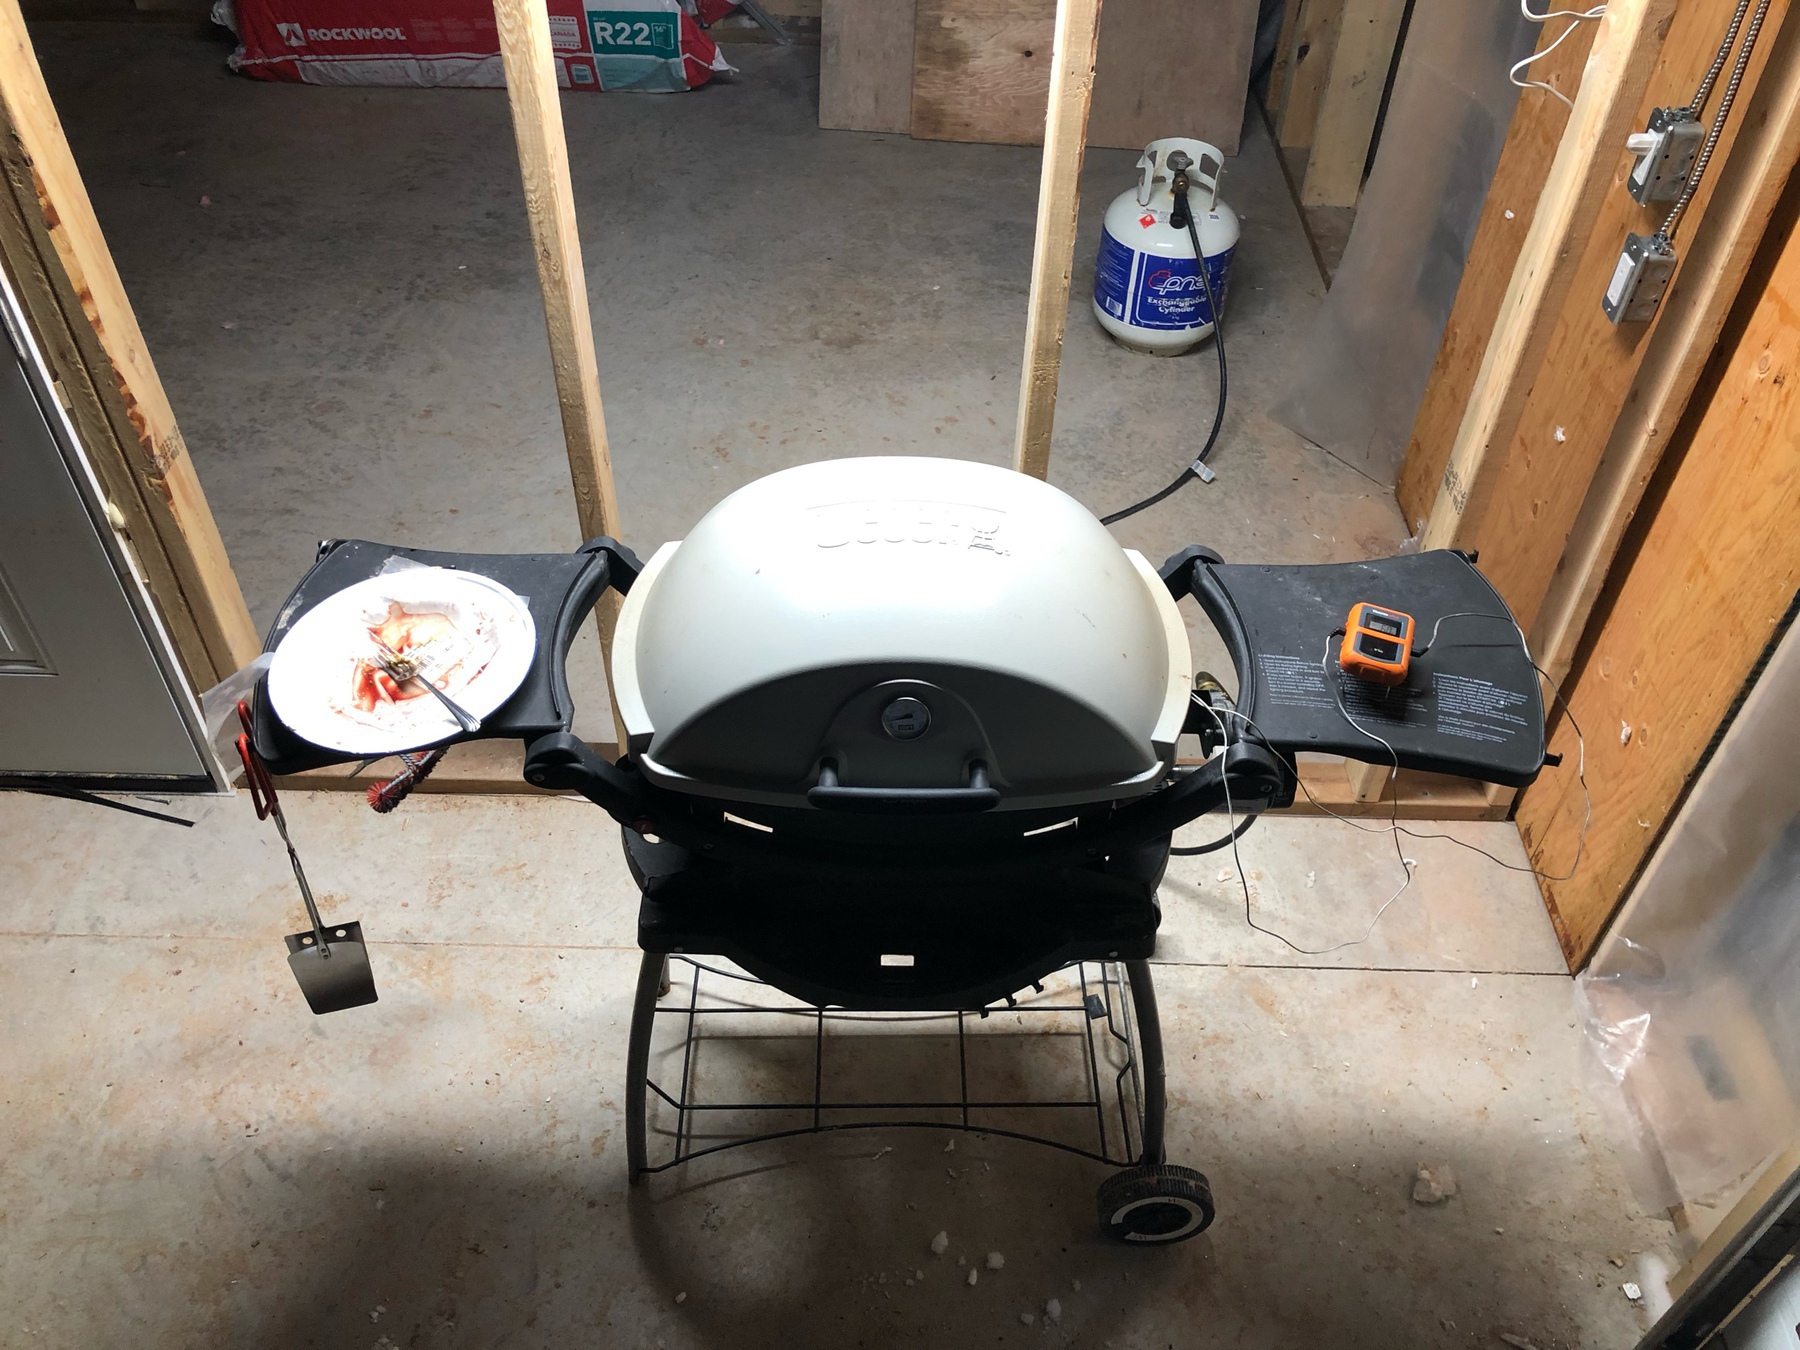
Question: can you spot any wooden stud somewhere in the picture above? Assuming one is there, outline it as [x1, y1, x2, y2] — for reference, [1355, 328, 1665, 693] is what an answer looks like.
[1275, 0, 1344, 151]
[493, 0, 628, 749]
[1286, 760, 1509, 819]
[1344, 757, 1388, 803]
[0, 0, 256, 689]
[1263, 0, 1307, 113]
[1418, 0, 1674, 554]
[1010, 0, 1103, 480]
[1298, 0, 1406, 208]
[1530, 7, 1800, 687]
[1175, 755, 1512, 820]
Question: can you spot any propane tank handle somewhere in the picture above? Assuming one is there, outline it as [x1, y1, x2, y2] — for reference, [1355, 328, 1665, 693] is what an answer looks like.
[1134, 147, 1160, 207]
[1138, 138, 1226, 210]
[1188, 145, 1224, 213]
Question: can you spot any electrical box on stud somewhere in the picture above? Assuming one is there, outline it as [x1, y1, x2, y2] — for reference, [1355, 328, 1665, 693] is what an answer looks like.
[1626, 107, 1704, 205]
[1602, 233, 1678, 325]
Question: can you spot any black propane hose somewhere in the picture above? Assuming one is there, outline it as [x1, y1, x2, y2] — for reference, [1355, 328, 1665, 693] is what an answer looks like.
[1169, 812, 1256, 855]
[1100, 170, 1229, 527]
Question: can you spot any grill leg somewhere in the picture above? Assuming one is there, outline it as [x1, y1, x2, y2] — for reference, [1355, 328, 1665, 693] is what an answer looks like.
[1126, 959, 1166, 1166]
[625, 950, 665, 1184]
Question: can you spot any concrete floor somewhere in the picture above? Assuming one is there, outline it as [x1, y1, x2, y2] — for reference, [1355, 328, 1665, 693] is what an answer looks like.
[1, 791, 1672, 1348]
[38, 22, 1403, 726]
[2, 23, 1673, 1350]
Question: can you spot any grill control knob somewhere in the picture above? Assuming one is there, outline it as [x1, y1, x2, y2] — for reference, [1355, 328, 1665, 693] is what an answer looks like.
[880, 697, 931, 741]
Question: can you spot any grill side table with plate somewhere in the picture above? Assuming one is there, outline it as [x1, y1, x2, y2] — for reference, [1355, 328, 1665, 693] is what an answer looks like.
[246, 536, 636, 776]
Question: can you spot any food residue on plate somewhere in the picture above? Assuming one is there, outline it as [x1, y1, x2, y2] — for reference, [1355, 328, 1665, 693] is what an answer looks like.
[350, 602, 484, 713]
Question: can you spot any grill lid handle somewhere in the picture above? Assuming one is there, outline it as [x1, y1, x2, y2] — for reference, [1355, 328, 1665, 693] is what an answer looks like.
[807, 760, 1001, 816]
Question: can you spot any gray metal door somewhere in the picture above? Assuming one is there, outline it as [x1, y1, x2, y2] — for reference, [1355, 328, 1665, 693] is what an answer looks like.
[0, 265, 214, 790]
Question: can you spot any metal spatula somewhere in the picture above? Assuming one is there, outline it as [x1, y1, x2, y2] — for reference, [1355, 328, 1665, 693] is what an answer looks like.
[236, 701, 379, 1015]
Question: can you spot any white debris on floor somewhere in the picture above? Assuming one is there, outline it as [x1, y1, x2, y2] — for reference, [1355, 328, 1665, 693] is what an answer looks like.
[1412, 1162, 1458, 1205]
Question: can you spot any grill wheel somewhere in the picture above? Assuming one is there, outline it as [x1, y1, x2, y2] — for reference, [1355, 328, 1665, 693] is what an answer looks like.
[1096, 1163, 1216, 1244]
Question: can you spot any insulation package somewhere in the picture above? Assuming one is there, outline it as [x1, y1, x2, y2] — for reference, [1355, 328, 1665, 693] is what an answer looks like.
[216, 0, 734, 92]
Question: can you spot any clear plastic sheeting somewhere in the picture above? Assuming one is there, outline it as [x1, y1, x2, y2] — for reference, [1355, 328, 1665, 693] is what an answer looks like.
[1576, 620, 1800, 1211]
[1271, 2, 1537, 486]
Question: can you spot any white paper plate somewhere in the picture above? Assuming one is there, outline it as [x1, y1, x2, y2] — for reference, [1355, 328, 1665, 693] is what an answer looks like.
[268, 567, 536, 755]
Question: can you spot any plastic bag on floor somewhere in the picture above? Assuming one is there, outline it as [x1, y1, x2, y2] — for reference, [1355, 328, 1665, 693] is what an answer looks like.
[1576, 622, 1800, 1212]
[1577, 816, 1800, 1210]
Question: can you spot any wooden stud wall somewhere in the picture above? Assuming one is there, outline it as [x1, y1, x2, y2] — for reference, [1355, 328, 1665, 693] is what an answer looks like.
[1455, 0, 1793, 632]
[1530, 11, 1800, 690]
[1262, 0, 1307, 114]
[1519, 171, 1800, 964]
[1389, 0, 1800, 964]
[1416, 0, 1676, 555]
[1395, 16, 1593, 529]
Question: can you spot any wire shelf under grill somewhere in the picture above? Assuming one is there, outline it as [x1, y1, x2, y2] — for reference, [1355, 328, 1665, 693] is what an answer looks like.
[637, 958, 1149, 1175]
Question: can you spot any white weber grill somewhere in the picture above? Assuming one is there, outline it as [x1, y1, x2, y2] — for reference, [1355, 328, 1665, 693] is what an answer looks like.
[610, 457, 1193, 818]
[250, 452, 1547, 1247]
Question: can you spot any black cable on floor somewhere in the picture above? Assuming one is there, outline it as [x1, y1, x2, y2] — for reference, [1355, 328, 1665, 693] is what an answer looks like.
[1100, 164, 1229, 527]
[1170, 813, 1256, 856]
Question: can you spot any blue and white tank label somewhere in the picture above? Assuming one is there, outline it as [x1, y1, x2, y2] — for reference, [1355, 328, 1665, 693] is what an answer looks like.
[1094, 227, 1234, 330]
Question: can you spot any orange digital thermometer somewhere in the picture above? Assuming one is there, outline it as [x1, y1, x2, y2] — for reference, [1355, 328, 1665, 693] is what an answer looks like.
[1339, 603, 1414, 685]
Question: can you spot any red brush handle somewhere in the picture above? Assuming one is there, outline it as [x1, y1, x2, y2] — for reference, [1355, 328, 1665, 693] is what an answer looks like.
[235, 699, 276, 820]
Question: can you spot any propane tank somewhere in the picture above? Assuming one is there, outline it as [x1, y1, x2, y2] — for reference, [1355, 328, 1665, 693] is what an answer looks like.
[1092, 138, 1240, 356]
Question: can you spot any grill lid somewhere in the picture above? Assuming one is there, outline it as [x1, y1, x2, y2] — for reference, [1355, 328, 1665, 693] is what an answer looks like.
[611, 457, 1192, 811]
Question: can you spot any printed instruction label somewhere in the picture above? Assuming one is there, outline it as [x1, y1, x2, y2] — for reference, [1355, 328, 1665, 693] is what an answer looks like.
[1339, 677, 1428, 728]
[1434, 673, 1530, 745]
[1256, 654, 1531, 759]
[1256, 653, 1334, 710]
